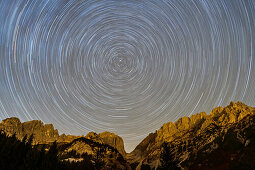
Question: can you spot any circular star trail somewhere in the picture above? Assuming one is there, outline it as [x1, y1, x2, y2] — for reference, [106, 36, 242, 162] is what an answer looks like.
[0, 0, 255, 152]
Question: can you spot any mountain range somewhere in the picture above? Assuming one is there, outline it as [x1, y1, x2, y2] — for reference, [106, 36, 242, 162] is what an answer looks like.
[0, 101, 254, 169]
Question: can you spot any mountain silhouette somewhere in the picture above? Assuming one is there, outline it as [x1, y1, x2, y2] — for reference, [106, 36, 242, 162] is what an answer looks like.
[1, 101, 254, 169]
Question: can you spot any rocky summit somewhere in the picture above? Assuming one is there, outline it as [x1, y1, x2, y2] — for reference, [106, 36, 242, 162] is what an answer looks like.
[85, 131, 126, 156]
[0, 117, 129, 169]
[0, 101, 255, 169]
[0, 117, 126, 155]
[127, 101, 255, 169]
[0, 117, 80, 144]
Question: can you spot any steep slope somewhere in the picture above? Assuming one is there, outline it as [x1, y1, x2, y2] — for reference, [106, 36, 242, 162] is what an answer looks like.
[128, 101, 255, 169]
[58, 137, 130, 169]
[1, 101, 255, 169]
[86, 132, 126, 156]
[0, 117, 126, 157]
[0, 117, 80, 144]
[181, 113, 255, 169]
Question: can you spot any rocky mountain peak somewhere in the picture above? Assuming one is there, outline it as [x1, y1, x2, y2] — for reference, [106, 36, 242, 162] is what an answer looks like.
[128, 101, 255, 169]
[158, 101, 254, 141]
[210, 101, 254, 125]
[85, 131, 126, 156]
[1, 117, 21, 125]
[1, 101, 254, 169]
[0, 117, 126, 157]
[0, 117, 61, 144]
[155, 111, 208, 144]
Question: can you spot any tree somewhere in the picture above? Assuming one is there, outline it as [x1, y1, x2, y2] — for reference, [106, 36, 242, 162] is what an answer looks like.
[93, 147, 105, 170]
[159, 142, 180, 170]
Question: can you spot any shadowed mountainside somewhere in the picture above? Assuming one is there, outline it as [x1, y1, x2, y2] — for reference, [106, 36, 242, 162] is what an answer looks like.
[0, 117, 129, 169]
[127, 101, 255, 169]
[0, 117, 126, 156]
[1, 101, 255, 169]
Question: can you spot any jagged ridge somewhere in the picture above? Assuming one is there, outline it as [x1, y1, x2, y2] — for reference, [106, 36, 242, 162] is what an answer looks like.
[127, 101, 255, 169]
[0, 117, 126, 157]
[0, 101, 254, 169]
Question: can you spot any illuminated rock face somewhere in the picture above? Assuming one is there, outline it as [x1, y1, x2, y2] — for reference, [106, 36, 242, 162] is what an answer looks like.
[0, 117, 126, 156]
[1, 101, 255, 169]
[127, 101, 255, 169]
[85, 131, 126, 156]
[0, 118, 61, 144]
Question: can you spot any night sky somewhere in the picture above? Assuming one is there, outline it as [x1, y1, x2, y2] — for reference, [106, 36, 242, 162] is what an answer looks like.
[0, 0, 255, 152]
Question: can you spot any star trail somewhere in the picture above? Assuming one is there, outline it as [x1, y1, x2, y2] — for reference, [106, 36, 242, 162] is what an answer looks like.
[0, 0, 255, 152]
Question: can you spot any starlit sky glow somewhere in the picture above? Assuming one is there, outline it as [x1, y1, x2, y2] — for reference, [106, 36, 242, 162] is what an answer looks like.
[0, 0, 255, 152]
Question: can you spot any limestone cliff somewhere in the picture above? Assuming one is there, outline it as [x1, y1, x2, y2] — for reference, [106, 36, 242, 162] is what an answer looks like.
[1, 101, 254, 169]
[58, 137, 130, 169]
[0, 118, 63, 144]
[85, 131, 126, 156]
[127, 101, 255, 169]
[0, 117, 126, 157]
